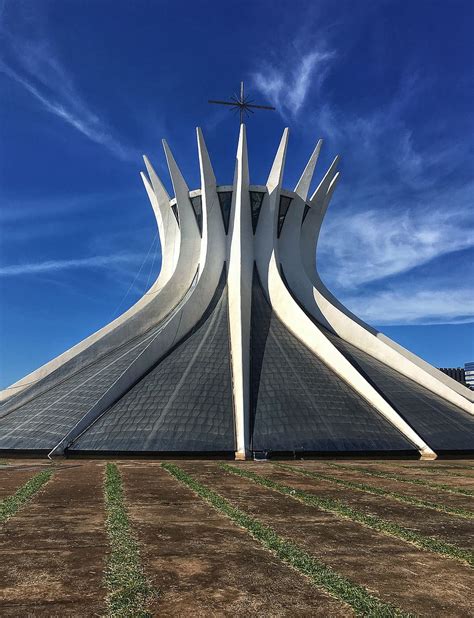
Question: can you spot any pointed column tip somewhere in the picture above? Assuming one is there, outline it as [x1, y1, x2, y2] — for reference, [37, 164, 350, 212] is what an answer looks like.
[161, 139, 190, 194]
[294, 138, 324, 200]
[266, 126, 290, 190]
[196, 126, 216, 187]
[162, 139, 174, 163]
[196, 127, 208, 151]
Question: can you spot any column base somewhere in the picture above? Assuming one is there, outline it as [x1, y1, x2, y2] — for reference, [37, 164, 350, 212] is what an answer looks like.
[234, 451, 250, 461]
[419, 449, 437, 461]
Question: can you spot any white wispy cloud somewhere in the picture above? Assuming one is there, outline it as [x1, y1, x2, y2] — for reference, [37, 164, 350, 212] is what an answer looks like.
[258, 48, 473, 327]
[0, 13, 137, 161]
[344, 287, 474, 326]
[317, 177, 474, 325]
[252, 48, 336, 118]
[0, 189, 142, 224]
[318, 185, 474, 289]
[314, 70, 473, 193]
[0, 253, 145, 277]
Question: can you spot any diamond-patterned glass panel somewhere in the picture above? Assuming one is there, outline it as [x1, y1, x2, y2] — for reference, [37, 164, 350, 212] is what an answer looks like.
[250, 272, 415, 453]
[249, 191, 265, 234]
[218, 191, 232, 234]
[277, 195, 293, 237]
[190, 195, 202, 234]
[0, 328, 158, 450]
[302, 203, 311, 223]
[71, 281, 235, 453]
[325, 330, 474, 451]
[171, 203, 179, 225]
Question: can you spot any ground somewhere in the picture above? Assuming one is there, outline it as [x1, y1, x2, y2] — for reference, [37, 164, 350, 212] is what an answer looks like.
[0, 458, 473, 617]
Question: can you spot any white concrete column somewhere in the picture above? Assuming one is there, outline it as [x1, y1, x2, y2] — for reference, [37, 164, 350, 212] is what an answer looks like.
[299, 158, 473, 412]
[142, 155, 180, 288]
[294, 139, 323, 200]
[0, 149, 193, 405]
[49, 128, 227, 457]
[228, 124, 253, 459]
[256, 130, 437, 459]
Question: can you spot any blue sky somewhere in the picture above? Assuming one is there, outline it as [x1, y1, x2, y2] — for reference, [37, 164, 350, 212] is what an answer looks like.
[1, 0, 473, 388]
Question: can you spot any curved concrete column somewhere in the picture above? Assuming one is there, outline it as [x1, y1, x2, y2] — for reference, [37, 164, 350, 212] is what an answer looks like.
[49, 127, 227, 456]
[1, 143, 202, 410]
[294, 139, 323, 200]
[255, 130, 437, 458]
[3, 123, 470, 457]
[228, 124, 253, 459]
[142, 155, 180, 288]
[279, 192, 333, 329]
[0, 152, 187, 406]
[299, 153, 473, 413]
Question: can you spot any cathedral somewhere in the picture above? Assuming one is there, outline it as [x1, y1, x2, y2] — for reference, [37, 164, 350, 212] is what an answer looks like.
[1, 125, 472, 458]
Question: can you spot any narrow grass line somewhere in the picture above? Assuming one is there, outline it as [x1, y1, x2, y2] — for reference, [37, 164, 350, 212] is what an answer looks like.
[103, 463, 153, 618]
[402, 464, 474, 472]
[399, 465, 474, 479]
[220, 464, 473, 567]
[0, 468, 53, 523]
[162, 463, 412, 618]
[373, 461, 474, 478]
[323, 462, 474, 497]
[275, 463, 474, 520]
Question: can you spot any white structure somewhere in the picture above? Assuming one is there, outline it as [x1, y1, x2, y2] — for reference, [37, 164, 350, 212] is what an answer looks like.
[1, 126, 473, 459]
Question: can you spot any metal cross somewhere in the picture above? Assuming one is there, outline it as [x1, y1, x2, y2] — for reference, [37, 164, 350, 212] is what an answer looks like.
[209, 81, 276, 123]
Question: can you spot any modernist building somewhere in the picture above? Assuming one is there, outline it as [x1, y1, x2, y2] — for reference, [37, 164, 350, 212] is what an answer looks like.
[1, 126, 473, 458]
[439, 367, 468, 387]
[465, 362, 474, 390]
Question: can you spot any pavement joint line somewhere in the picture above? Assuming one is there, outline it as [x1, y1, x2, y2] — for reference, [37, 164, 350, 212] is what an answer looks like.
[322, 462, 474, 497]
[162, 462, 413, 618]
[0, 544, 110, 551]
[275, 463, 474, 520]
[0, 468, 54, 523]
[220, 464, 473, 568]
[103, 463, 154, 618]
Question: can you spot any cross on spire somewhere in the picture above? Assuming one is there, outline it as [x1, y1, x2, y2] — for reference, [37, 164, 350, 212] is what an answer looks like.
[208, 81, 276, 123]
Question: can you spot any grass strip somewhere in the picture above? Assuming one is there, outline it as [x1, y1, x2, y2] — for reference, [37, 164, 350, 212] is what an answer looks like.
[162, 462, 412, 618]
[399, 465, 474, 479]
[221, 464, 473, 567]
[373, 461, 474, 477]
[0, 468, 53, 523]
[402, 464, 474, 472]
[275, 463, 474, 520]
[323, 462, 474, 497]
[103, 463, 152, 618]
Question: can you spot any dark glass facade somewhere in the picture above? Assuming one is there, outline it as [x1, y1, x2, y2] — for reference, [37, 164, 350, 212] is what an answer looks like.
[249, 191, 265, 233]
